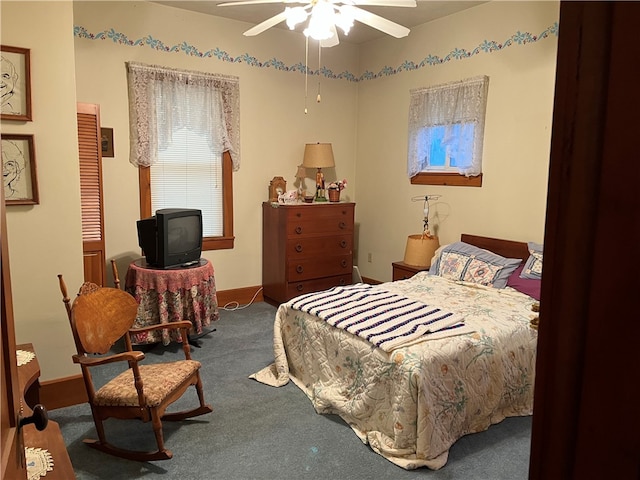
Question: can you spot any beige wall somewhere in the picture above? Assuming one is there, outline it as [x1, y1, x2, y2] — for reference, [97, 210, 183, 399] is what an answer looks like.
[1, 1, 83, 380]
[72, 1, 360, 292]
[2, 0, 558, 381]
[355, 1, 559, 281]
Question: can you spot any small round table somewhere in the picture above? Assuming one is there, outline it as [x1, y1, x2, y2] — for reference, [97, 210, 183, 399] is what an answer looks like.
[125, 258, 219, 345]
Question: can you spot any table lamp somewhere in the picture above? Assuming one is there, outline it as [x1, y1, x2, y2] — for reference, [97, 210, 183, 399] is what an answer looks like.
[302, 142, 335, 202]
[403, 233, 440, 268]
[404, 194, 441, 267]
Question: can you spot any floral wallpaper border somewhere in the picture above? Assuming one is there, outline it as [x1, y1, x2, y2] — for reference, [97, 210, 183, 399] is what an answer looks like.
[74, 22, 558, 83]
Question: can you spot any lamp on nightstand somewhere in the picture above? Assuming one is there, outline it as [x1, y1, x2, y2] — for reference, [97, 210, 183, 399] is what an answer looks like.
[403, 194, 441, 267]
[302, 142, 335, 202]
[403, 234, 439, 267]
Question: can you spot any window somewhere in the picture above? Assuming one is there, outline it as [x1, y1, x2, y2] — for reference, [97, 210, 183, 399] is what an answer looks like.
[407, 76, 489, 187]
[127, 62, 240, 250]
[152, 129, 222, 236]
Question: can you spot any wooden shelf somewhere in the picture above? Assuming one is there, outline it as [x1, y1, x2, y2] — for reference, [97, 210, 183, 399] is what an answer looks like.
[17, 343, 76, 479]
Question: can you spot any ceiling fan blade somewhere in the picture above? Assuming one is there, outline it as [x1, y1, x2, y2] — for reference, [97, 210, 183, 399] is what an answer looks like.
[320, 24, 340, 48]
[243, 10, 289, 36]
[350, 0, 416, 7]
[350, 5, 410, 38]
[219, 0, 304, 6]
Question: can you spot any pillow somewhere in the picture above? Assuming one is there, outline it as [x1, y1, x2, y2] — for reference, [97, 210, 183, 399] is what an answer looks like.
[520, 242, 543, 280]
[428, 241, 522, 288]
[429, 243, 449, 266]
[507, 264, 541, 300]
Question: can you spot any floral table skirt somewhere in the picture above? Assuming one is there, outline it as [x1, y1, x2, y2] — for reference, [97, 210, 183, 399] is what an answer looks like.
[125, 260, 219, 345]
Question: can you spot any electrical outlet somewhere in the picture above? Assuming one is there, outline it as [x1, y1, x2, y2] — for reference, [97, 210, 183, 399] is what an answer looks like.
[367, 253, 372, 263]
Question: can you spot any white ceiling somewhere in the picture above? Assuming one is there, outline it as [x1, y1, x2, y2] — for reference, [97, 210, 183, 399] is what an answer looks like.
[150, 1, 486, 45]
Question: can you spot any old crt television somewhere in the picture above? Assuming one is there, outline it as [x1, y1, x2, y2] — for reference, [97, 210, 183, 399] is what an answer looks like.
[137, 208, 203, 269]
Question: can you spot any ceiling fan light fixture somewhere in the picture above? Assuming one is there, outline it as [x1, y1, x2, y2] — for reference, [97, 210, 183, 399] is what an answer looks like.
[285, 6, 308, 30]
[335, 5, 355, 35]
[304, 0, 336, 41]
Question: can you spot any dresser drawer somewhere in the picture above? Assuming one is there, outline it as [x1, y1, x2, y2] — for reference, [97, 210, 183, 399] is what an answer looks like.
[287, 274, 352, 299]
[287, 235, 352, 257]
[286, 207, 353, 237]
[287, 254, 353, 281]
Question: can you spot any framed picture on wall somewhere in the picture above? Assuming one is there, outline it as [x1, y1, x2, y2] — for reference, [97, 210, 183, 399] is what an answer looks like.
[1, 134, 39, 205]
[1, 45, 32, 121]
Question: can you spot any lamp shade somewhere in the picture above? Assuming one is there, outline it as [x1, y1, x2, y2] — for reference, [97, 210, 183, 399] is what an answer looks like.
[302, 143, 335, 169]
[403, 234, 440, 268]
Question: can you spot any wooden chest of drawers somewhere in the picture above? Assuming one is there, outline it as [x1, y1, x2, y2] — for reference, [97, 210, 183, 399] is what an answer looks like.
[262, 201, 355, 304]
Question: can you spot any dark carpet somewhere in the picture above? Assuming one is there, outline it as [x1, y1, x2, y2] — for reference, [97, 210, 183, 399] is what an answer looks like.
[52, 301, 532, 479]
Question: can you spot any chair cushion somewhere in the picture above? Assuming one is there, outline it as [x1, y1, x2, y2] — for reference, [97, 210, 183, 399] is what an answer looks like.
[94, 360, 202, 407]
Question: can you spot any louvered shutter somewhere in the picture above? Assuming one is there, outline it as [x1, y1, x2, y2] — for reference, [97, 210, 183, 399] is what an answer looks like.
[77, 112, 103, 242]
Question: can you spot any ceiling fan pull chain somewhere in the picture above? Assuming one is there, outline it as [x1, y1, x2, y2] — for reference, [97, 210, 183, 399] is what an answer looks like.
[317, 42, 322, 103]
[304, 35, 309, 114]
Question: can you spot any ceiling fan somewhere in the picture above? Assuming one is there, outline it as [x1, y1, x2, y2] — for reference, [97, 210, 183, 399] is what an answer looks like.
[218, 0, 417, 47]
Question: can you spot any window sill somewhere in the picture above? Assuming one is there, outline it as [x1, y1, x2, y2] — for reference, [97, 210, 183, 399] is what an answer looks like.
[203, 235, 234, 251]
[410, 172, 483, 187]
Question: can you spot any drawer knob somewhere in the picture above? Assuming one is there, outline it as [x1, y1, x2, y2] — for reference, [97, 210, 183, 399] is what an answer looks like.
[295, 226, 303, 234]
[339, 278, 346, 286]
[296, 284, 304, 291]
[296, 212, 301, 217]
[341, 259, 348, 268]
[19, 404, 48, 431]
[295, 244, 303, 253]
[296, 265, 304, 273]
[338, 221, 346, 229]
[340, 240, 347, 248]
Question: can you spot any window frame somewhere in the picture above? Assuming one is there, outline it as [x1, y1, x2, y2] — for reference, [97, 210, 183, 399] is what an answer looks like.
[408, 76, 488, 186]
[138, 150, 234, 250]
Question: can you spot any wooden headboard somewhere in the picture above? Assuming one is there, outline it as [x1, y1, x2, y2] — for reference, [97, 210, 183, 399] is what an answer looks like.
[461, 234, 530, 261]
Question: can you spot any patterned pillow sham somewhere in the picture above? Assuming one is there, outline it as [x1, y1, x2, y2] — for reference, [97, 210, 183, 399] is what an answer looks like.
[428, 241, 522, 288]
[520, 242, 543, 280]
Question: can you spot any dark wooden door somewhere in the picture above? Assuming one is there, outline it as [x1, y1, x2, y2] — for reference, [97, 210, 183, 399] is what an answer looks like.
[530, 2, 640, 478]
[77, 103, 107, 286]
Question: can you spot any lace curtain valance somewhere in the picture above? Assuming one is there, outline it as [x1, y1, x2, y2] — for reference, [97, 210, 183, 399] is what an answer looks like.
[407, 75, 489, 177]
[126, 61, 241, 170]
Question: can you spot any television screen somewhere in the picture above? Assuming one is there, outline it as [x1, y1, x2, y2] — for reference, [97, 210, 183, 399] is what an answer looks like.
[166, 215, 201, 254]
[137, 208, 203, 269]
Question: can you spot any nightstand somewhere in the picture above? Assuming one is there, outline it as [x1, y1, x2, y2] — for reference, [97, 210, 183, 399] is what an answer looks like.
[392, 261, 430, 281]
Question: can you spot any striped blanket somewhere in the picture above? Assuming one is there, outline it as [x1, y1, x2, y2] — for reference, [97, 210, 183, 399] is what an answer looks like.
[288, 284, 473, 352]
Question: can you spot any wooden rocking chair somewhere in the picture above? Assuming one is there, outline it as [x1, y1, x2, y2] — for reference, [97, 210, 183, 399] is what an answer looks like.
[57, 274, 213, 461]
[111, 259, 122, 290]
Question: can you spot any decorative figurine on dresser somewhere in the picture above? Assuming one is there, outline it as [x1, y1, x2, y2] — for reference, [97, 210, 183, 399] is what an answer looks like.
[262, 201, 355, 304]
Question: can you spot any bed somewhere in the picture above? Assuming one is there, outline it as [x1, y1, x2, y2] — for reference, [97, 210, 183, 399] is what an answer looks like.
[251, 234, 540, 470]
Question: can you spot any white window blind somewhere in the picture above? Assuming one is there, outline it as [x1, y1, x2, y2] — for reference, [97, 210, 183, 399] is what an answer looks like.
[151, 128, 223, 237]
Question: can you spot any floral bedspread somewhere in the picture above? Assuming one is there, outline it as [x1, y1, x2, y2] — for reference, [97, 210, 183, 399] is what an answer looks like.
[251, 273, 538, 470]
